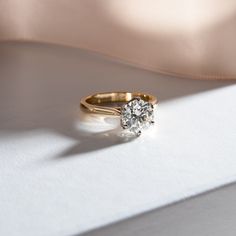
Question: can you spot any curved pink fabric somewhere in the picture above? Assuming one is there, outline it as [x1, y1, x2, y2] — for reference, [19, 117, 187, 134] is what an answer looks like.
[1, 0, 236, 79]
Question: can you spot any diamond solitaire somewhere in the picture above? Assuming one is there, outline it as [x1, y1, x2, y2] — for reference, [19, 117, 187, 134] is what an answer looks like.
[80, 92, 157, 136]
[120, 97, 154, 136]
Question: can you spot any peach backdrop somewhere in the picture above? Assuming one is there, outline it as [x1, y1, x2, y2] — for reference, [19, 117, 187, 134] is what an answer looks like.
[1, 0, 236, 79]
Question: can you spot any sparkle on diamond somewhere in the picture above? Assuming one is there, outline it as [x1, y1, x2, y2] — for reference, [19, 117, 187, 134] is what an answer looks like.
[120, 97, 154, 136]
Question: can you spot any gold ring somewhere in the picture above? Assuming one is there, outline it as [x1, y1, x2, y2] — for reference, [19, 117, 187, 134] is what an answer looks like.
[80, 92, 158, 136]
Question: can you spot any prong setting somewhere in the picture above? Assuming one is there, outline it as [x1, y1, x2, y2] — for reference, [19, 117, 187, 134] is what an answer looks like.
[120, 97, 155, 136]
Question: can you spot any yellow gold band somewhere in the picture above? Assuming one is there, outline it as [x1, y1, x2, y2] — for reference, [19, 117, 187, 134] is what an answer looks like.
[80, 92, 158, 116]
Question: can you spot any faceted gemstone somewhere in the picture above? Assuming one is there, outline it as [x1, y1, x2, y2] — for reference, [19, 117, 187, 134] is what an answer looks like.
[120, 97, 154, 136]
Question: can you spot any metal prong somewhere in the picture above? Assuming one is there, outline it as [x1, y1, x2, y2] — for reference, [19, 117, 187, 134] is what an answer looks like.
[136, 130, 142, 136]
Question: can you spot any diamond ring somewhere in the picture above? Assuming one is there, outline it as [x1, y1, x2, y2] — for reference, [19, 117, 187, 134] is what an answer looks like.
[80, 92, 158, 136]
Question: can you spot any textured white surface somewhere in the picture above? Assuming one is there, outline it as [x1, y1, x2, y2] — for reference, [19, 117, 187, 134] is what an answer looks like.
[0, 42, 236, 236]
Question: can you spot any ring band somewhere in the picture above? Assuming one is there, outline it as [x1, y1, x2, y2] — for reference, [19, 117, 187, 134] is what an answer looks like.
[80, 92, 158, 136]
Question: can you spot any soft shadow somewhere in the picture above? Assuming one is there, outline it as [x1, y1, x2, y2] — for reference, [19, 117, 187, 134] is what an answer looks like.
[54, 111, 136, 158]
[56, 129, 136, 158]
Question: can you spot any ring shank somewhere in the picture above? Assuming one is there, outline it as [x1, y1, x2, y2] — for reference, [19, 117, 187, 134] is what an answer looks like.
[80, 92, 157, 116]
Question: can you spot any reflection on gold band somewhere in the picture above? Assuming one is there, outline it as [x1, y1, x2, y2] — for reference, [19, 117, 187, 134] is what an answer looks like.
[80, 92, 158, 116]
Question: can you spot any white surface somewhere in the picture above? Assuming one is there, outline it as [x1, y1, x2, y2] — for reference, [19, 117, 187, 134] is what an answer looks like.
[0, 42, 236, 236]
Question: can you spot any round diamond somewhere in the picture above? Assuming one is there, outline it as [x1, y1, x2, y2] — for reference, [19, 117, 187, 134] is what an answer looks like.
[120, 97, 154, 136]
